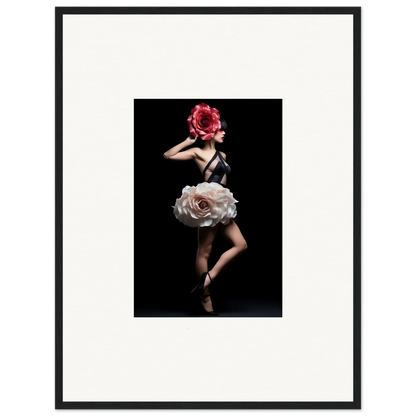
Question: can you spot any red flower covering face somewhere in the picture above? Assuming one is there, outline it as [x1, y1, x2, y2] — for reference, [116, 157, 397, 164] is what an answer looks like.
[187, 103, 221, 141]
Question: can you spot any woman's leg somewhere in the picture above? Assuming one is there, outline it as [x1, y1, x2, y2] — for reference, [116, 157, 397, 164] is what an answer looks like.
[205, 220, 247, 286]
[195, 225, 219, 311]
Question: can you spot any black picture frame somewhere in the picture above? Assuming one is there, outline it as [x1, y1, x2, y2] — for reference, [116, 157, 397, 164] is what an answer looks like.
[56, 6, 361, 409]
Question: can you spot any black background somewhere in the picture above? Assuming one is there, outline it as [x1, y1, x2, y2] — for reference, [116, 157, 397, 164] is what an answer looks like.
[134, 99, 282, 317]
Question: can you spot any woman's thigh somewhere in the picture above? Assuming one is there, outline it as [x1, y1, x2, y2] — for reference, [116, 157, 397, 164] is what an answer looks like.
[219, 220, 247, 248]
[197, 224, 219, 250]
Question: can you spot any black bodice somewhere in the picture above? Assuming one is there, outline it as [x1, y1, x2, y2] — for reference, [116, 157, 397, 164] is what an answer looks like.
[202, 150, 231, 185]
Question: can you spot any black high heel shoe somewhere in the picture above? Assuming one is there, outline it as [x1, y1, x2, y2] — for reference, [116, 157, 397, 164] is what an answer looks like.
[190, 272, 212, 298]
[195, 293, 219, 316]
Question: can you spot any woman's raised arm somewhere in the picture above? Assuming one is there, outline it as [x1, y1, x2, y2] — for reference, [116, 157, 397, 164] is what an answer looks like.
[163, 134, 198, 161]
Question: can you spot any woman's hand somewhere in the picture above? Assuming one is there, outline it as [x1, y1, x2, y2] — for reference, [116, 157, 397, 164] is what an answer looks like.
[185, 134, 197, 145]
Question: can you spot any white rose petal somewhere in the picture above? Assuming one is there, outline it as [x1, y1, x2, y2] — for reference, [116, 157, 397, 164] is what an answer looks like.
[173, 182, 238, 228]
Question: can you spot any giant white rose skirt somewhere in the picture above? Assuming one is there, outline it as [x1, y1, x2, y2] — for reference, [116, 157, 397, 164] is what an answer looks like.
[173, 182, 238, 228]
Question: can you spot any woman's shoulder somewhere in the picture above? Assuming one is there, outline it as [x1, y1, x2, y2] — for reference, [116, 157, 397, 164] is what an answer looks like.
[219, 151, 226, 160]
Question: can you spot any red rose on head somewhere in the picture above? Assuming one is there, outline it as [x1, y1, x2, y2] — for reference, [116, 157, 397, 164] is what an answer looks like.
[187, 103, 221, 141]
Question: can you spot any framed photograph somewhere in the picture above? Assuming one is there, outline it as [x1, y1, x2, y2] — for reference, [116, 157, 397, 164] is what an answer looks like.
[56, 7, 361, 409]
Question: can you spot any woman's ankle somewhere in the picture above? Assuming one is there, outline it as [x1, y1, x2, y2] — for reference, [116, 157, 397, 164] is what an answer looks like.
[208, 270, 217, 280]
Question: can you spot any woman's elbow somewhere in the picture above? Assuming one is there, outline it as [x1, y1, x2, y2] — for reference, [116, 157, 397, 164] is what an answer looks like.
[163, 153, 169, 159]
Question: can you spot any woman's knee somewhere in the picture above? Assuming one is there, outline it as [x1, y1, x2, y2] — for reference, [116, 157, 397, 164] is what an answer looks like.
[197, 243, 213, 259]
[236, 240, 248, 252]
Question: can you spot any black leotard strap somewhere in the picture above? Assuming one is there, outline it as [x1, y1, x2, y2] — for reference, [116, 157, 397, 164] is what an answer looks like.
[202, 150, 219, 176]
[201, 150, 231, 185]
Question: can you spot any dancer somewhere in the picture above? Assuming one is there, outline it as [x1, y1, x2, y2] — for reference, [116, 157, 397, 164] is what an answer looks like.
[163, 103, 247, 315]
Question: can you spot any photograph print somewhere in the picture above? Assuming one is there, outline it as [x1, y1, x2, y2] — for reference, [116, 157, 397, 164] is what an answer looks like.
[134, 99, 282, 317]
